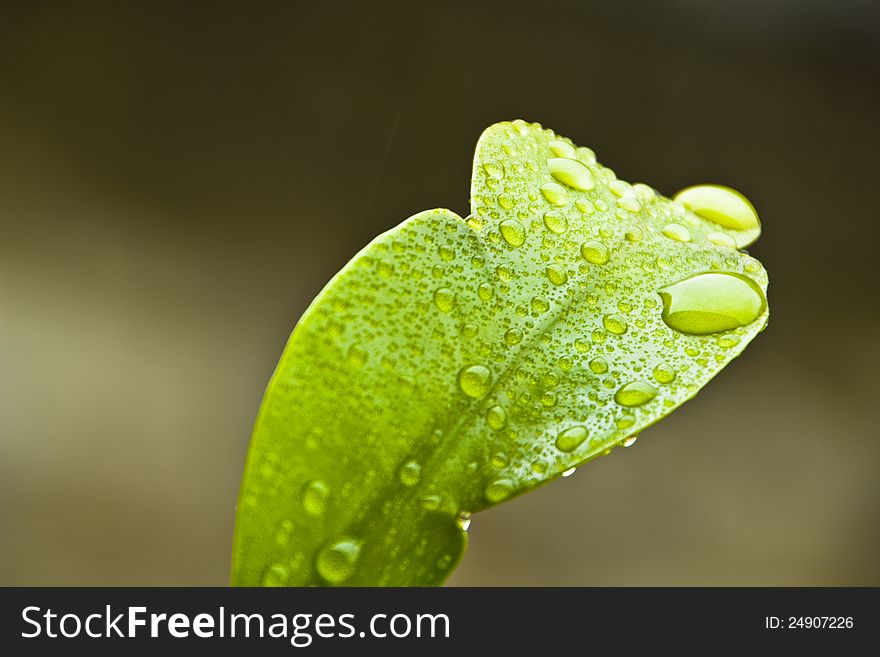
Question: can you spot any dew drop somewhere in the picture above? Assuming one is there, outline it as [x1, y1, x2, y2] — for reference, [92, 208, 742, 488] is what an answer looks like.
[504, 328, 523, 345]
[497, 193, 515, 210]
[652, 362, 677, 384]
[561, 467, 576, 478]
[614, 381, 658, 407]
[546, 264, 568, 286]
[621, 435, 639, 448]
[316, 539, 361, 584]
[674, 185, 760, 231]
[555, 425, 589, 453]
[398, 460, 422, 487]
[662, 223, 691, 242]
[581, 240, 610, 265]
[433, 287, 456, 313]
[457, 512, 472, 531]
[589, 357, 609, 374]
[531, 297, 550, 315]
[548, 139, 576, 159]
[603, 314, 628, 335]
[458, 364, 492, 398]
[707, 232, 736, 248]
[547, 158, 595, 191]
[302, 480, 330, 516]
[500, 219, 526, 246]
[262, 562, 289, 587]
[659, 272, 766, 335]
[486, 405, 508, 431]
[484, 479, 514, 503]
[543, 211, 568, 234]
[478, 282, 494, 301]
[540, 182, 570, 206]
[624, 226, 644, 242]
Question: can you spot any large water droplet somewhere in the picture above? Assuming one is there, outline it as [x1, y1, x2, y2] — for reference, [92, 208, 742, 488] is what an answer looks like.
[546, 264, 568, 286]
[603, 314, 628, 335]
[316, 539, 361, 584]
[500, 219, 526, 247]
[659, 272, 766, 335]
[581, 241, 610, 265]
[540, 182, 570, 206]
[555, 425, 589, 452]
[548, 139, 576, 159]
[674, 185, 760, 231]
[485, 479, 514, 503]
[543, 211, 568, 234]
[458, 364, 492, 398]
[662, 223, 691, 242]
[398, 460, 421, 487]
[547, 158, 595, 191]
[486, 404, 508, 431]
[614, 381, 658, 407]
[302, 480, 330, 516]
[433, 287, 456, 313]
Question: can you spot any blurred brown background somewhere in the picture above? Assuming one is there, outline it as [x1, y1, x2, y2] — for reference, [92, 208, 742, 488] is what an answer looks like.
[1, 0, 878, 585]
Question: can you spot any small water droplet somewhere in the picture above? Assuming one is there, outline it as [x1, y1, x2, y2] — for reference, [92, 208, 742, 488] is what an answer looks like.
[433, 287, 456, 313]
[555, 425, 589, 452]
[707, 232, 736, 248]
[547, 158, 595, 191]
[398, 460, 421, 486]
[484, 479, 514, 502]
[621, 435, 638, 447]
[652, 362, 677, 384]
[659, 272, 766, 335]
[674, 185, 760, 231]
[589, 357, 609, 374]
[543, 211, 568, 234]
[624, 226, 644, 242]
[614, 381, 658, 407]
[561, 467, 577, 477]
[478, 282, 494, 301]
[458, 364, 492, 398]
[504, 328, 523, 345]
[500, 219, 526, 246]
[486, 405, 508, 430]
[497, 193, 515, 210]
[546, 264, 568, 286]
[531, 297, 550, 315]
[456, 512, 472, 531]
[316, 539, 361, 584]
[581, 240, 610, 265]
[662, 223, 691, 242]
[302, 480, 330, 516]
[262, 562, 289, 587]
[274, 519, 294, 546]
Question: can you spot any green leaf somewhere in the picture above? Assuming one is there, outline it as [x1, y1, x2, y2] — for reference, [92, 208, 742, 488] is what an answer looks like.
[231, 119, 770, 586]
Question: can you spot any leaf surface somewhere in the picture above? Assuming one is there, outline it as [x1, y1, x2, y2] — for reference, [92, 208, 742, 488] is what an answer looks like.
[231, 120, 769, 586]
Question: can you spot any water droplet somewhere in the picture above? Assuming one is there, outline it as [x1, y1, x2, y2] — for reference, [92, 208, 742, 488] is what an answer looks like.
[621, 435, 638, 447]
[617, 196, 641, 213]
[543, 211, 568, 234]
[707, 232, 736, 248]
[659, 272, 766, 335]
[674, 185, 760, 231]
[302, 480, 330, 515]
[433, 287, 456, 313]
[662, 223, 691, 242]
[547, 158, 595, 191]
[581, 240, 610, 265]
[478, 282, 494, 301]
[262, 563, 289, 587]
[483, 160, 505, 179]
[603, 314, 628, 335]
[485, 479, 514, 502]
[456, 512, 472, 531]
[497, 193, 515, 210]
[436, 554, 453, 570]
[346, 344, 368, 368]
[540, 182, 570, 206]
[398, 460, 421, 486]
[438, 245, 456, 261]
[556, 426, 589, 452]
[458, 364, 492, 398]
[614, 381, 658, 407]
[589, 357, 609, 374]
[499, 219, 526, 246]
[546, 264, 568, 286]
[504, 328, 523, 345]
[548, 139, 576, 159]
[316, 539, 361, 584]
[561, 467, 576, 477]
[274, 519, 294, 546]
[652, 362, 677, 384]
[717, 334, 741, 348]
[624, 226, 644, 242]
[486, 405, 508, 430]
[531, 297, 550, 315]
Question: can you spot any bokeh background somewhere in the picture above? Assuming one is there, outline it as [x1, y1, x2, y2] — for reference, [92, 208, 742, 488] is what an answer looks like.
[1, 0, 878, 586]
